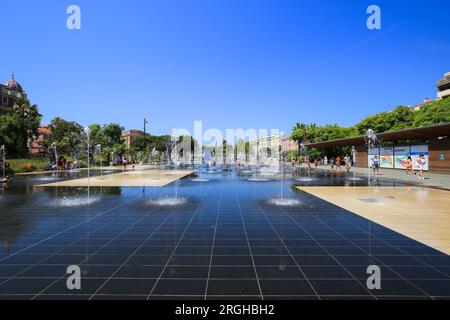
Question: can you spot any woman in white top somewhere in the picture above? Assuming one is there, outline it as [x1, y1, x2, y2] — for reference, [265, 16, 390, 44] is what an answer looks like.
[417, 154, 426, 180]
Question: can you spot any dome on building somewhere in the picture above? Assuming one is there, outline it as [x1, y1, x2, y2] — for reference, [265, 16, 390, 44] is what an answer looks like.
[4, 74, 23, 93]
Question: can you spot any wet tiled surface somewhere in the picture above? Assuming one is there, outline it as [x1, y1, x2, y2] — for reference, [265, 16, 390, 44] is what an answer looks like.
[0, 168, 449, 300]
[296, 186, 450, 255]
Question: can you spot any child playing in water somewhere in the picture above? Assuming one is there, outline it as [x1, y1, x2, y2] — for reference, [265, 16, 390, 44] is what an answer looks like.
[335, 156, 342, 172]
[405, 156, 414, 174]
[373, 155, 380, 175]
[344, 154, 352, 172]
[291, 157, 298, 177]
[306, 156, 311, 174]
[417, 154, 426, 180]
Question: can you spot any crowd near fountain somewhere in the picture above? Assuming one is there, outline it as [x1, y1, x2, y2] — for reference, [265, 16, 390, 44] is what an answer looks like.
[2, 126, 390, 210]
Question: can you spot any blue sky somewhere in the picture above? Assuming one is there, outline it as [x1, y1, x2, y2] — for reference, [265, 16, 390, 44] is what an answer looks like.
[1, 0, 449, 135]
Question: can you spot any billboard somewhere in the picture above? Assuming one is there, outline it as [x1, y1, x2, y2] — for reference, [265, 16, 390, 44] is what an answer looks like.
[380, 146, 394, 168]
[394, 145, 410, 170]
[411, 145, 429, 171]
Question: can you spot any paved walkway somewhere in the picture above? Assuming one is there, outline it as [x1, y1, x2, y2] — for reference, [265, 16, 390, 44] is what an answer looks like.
[37, 169, 194, 187]
[297, 186, 450, 255]
[313, 164, 450, 190]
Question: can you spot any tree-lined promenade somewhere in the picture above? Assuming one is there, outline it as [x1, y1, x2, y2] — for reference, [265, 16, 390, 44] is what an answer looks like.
[290, 99, 450, 159]
[1, 96, 449, 173]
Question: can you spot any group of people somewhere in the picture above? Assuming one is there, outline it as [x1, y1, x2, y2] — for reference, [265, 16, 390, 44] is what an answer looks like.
[288, 154, 354, 176]
[290, 156, 314, 176]
[290, 157, 300, 176]
[56, 156, 74, 170]
[321, 155, 354, 173]
[405, 154, 427, 180]
[371, 153, 427, 180]
[121, 157, 136, 170]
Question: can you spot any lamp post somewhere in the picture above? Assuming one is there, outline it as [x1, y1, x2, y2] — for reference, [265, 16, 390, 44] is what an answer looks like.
[144, 118, 148, 136]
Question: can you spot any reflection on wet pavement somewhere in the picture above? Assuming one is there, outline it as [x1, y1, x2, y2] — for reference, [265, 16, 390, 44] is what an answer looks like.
[0, 167, 449, 300]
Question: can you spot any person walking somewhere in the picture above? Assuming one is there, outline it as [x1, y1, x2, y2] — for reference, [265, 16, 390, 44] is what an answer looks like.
[122, 157, 128, 170]
[417, 154, 426, 180]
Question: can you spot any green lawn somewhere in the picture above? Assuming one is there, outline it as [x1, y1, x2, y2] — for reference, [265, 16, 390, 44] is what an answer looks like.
[7, 158, 50, 173]
[5, 157, 93, 174]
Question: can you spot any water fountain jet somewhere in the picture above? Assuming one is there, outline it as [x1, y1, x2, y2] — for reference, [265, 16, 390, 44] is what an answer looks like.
[268, 141, 301, 206]
[44, 143, 58, 171]
[192, 178, 210, 182]
[49, 196, 101, 207]
[0, 145, 6, 180]
[146, 197, 187, 206]
[95, 144, 102, 176]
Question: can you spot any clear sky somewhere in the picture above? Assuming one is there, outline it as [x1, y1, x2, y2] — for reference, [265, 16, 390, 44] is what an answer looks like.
[1, 0, 449, 135]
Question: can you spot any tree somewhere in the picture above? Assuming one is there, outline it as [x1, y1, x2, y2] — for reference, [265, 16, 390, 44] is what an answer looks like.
[132, 135, 170, 153]
[44, 117, 83, 158]
[0, 100, 42, 157]
[102, 123, 124, 146]
[355, 106, 414, 134]
[309, 125, 358, 142]
[291, 123, 356, 145]
[291, 123, 317, 144]
[88, 123, 103, 147]
[289, 99, 449, 158]
[88, 123, 125, 161]
[412, 99, 450, 127]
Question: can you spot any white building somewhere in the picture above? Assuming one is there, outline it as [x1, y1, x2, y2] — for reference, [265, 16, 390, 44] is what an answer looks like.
[437, 72, 450, 100]
[249, 134, 282, 164]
